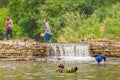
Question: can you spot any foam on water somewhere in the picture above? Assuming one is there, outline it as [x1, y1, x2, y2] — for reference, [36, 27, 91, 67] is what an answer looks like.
[46, 56, 95, 61]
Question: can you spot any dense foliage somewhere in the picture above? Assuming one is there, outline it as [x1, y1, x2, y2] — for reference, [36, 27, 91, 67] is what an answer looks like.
[0, 0, 120, 42]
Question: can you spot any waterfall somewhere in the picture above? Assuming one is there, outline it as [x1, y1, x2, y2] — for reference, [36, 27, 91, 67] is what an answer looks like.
[75, 44, 90, 57]
[47, 43, 93, 60]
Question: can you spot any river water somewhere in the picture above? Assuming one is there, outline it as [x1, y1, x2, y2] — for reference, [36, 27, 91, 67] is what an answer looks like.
[0, 58, 119, 80]
[0, 44, 119, 80]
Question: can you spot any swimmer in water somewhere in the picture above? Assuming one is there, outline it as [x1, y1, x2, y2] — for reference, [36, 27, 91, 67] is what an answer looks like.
[55, 64, 64, 72]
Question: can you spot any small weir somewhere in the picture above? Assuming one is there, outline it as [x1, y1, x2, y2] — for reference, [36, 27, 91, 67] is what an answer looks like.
[47, 43, 93, 60]
[0, 39, 119, 60]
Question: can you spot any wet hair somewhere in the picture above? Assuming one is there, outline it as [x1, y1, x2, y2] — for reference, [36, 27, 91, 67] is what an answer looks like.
[58, 64, 64, 69]
[98, 52, 102, 55]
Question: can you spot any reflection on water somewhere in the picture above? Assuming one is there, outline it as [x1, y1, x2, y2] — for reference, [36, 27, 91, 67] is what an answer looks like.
[0, 59, 119, 80]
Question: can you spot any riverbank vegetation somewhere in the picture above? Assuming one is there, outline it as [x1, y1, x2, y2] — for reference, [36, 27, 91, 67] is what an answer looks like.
[0, 0, 120, 42]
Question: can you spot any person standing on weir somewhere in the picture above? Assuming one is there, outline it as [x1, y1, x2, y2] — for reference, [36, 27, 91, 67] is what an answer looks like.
[5, 15, 13, 40]
[43, 19, 51, 42]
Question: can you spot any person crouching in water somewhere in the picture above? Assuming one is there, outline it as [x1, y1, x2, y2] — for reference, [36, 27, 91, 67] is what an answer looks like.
[56, 64, 64, 72]
[96, 52, 109, 66]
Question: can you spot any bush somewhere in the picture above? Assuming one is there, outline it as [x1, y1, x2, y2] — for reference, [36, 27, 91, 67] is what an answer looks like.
[0, 8, 8, 39]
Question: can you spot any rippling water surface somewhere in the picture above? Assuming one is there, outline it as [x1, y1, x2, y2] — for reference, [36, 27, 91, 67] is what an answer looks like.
[0, 58, 119, 80]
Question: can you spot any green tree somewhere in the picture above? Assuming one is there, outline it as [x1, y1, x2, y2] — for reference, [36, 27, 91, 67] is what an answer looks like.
[0, 0, 9, 8]
[0, 0, 118, 42]
[9, 0, 45, 38]
[0, 8, 8, 39]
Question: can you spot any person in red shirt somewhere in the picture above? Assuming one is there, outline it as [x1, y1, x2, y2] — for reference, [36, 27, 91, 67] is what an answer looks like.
[5, 15, 13, 40]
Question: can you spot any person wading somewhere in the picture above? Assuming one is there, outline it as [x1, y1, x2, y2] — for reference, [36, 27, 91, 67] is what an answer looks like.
[96, 52, 109, 66]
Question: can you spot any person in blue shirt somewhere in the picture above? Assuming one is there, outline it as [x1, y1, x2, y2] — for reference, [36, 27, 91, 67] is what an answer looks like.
[96, 52, 109, 65]
[43, 19, 51, 42]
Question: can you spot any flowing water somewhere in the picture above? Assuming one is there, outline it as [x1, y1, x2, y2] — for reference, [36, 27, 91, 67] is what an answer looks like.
[0, 59, 119, 80]
[0, 43, 119, 80]
[47, 43, 93, 60]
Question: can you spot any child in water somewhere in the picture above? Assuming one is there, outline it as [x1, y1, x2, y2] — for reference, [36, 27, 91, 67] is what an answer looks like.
[56, 64, 78, 73]
[56, 64, 64, 72]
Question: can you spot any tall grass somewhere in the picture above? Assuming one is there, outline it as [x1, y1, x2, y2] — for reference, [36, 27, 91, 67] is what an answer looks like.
[56, 2, 120, 42]
[104, 3, 120, 39]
